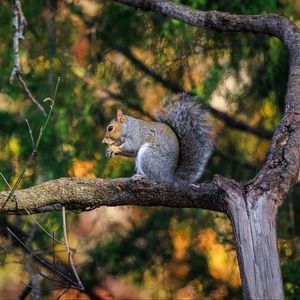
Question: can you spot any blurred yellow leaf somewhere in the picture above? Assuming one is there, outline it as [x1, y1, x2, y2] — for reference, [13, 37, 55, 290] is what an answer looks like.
[198, 228, 240, 287]
[70, 160, 96, 178]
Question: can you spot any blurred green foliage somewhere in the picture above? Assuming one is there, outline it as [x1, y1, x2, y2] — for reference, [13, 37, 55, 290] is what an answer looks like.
[0, 0, 299, 298]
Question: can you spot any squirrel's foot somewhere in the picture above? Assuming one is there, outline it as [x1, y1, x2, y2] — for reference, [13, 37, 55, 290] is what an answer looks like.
[130, 174, 146, 181]
[106, 144, 124, 158]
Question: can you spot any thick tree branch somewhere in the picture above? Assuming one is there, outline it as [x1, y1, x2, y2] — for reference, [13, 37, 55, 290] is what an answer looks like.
[0, 177, 226, 214]
[114, 0, 298, 49]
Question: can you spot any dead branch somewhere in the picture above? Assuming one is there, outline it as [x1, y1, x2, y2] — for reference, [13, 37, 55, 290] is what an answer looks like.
[16, 73, 47, 116]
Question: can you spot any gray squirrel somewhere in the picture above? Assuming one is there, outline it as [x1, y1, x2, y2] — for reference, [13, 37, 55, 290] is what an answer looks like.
[102, 94, 215, 183]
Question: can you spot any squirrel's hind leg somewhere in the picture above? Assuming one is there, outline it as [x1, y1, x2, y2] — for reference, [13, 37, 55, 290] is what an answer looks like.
[135, 143, 175, 182]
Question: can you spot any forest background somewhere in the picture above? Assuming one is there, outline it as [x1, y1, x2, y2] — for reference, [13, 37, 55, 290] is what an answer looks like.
[0, 0, 299, 299]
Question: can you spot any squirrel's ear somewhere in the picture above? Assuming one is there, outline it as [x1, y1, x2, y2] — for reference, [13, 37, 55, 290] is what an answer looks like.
[117, 109, 126, 123]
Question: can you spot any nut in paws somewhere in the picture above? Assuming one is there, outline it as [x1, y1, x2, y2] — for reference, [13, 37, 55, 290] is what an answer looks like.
[106, 149, 115, 158]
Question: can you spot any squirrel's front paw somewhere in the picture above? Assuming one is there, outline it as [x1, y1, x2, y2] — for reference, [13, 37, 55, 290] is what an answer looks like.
[106, 149, 115, 158]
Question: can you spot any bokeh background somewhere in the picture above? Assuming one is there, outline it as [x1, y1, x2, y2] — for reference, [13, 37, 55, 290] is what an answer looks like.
[0, 0, 299, 299]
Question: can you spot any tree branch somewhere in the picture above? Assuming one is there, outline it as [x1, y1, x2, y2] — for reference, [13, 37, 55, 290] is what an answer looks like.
[114, 0, 298, 49]
[0, 177, 226, 214]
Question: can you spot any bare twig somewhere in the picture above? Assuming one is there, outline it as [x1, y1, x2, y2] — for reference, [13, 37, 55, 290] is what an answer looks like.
[24, 208, 65, 244]
[0, 77, 60, 211]
[0, 172, 12, 190]
[1, 78, 64, 242]
[0, 220, 93, 296]
[37, 271, 67, 285]
[9, 0, 46, 116]
[17, 73, 47, 116]
[7, 227, 83, 290]
[62, 206, 84, 290]
[25, 118, 35, 150]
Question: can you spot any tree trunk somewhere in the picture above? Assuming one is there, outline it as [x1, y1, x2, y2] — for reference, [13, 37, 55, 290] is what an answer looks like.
[218, 177, 284, 299]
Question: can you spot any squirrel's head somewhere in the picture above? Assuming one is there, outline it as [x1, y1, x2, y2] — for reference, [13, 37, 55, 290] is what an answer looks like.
[102, 109, 126, 145]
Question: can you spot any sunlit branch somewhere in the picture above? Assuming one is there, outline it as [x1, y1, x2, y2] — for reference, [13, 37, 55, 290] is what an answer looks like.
[0, 177, 227, 214]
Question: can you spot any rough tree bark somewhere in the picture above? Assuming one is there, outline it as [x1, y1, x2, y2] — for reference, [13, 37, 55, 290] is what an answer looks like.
[1, 1, 300, 299]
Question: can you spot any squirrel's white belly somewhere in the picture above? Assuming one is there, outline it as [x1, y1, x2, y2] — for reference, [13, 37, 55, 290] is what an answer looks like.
[136, 143, 150, 175]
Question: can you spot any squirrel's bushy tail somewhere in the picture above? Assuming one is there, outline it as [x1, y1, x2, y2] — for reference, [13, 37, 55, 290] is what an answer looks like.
[156, 93, 215, 182]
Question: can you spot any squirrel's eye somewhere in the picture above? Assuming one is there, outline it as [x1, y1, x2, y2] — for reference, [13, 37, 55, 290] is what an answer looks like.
[107, 125, 114, 132]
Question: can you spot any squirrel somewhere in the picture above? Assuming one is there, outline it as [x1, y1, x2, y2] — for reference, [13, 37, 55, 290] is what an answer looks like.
[102, 93, 215, 183]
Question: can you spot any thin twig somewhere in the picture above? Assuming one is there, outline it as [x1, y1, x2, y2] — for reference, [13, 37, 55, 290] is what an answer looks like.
[7, 227, 82, 290]
[62, 206, 84, 290]
[0, 150, 35, 211]
[0, 172, 12, 190]
[52, 231, 57, 265]
[37, 271, 66, 285]
[1, 80, 64, 241]
[25, 118, 35, 150]
[0, 77, 60, 211]
[24, 208, 65, 244]
[17, 73, 47, 116]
